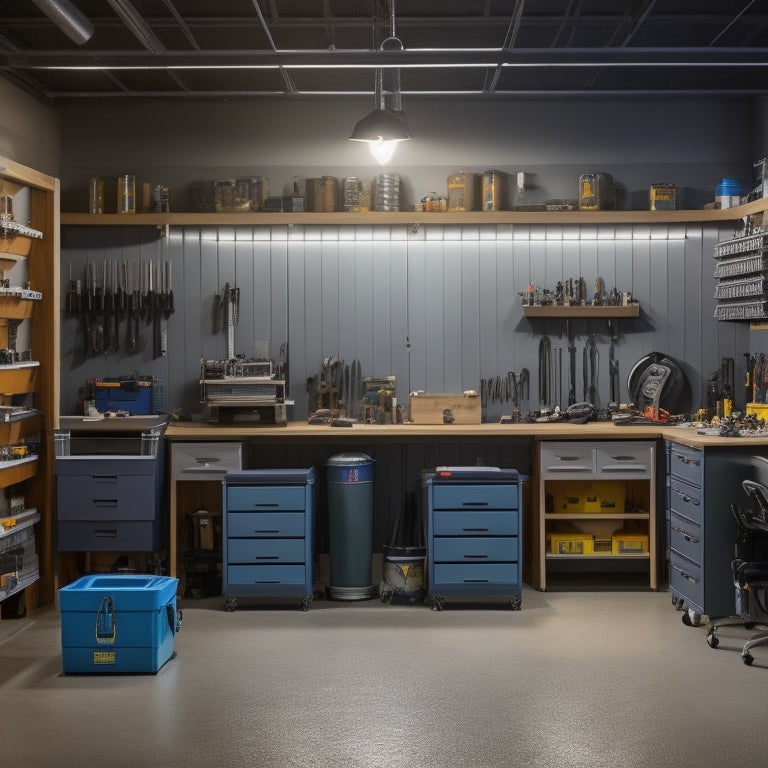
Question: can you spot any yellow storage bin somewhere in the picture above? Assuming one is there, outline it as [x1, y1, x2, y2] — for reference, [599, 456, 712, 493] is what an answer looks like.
[549, 532, 594, 555]
[611, 533, 649, 555]
[550, 481, 626, 514]
[746, 403, 768, 419]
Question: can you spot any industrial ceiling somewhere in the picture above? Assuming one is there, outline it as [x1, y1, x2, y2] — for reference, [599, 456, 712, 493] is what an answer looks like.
[2, 0, 768, 103]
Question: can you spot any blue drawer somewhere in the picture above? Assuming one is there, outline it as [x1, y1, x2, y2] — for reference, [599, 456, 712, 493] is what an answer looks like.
[227, 564, 307, 585]
[432, 484, 518, 510]
[227, 538, 306, 564]
[667, 444, 703, 487]
[58, 521, 157, 551]
[669, 550, 703, 610]
[433, 562, 518, 585]
[58, 475, 155, 521]
[669, 478, 702, 524]
[227, 486, 306, 511]
[227, 512, 305, 538]
[433, 509, 518, 536]
[669, 511, 702, 565]
[433, 537, 518, 563]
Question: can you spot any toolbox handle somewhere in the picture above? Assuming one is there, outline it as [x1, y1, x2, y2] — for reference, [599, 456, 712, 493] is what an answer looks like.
[93, 499, 118, 507]
[94, 529, 117, 538]
[92, 475, 118, 484]
[252, 503, 279, 508]
[166, 604, 182, 634]
[253, 529, 280, 534]
[253, 555, 280, 560]
[461, 501, 489, 507]
[462, 527, 489, 532]
[463, 554, 489, 559]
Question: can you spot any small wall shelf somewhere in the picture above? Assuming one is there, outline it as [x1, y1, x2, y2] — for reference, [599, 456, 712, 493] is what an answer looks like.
[522, 305, 640, 318]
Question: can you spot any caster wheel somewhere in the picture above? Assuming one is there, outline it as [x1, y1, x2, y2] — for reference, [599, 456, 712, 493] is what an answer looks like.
[223, 597, 237, 612]
[671, 595, 684, 611]
[743, 652, 754, 666]
[379, 587, 393, 604]
[429, 595, 446, 611]
[706, 629, 719, 649]
[509, 594, 522, 611]
[682, 609, 701, 627]
[300, 594, 313, 612]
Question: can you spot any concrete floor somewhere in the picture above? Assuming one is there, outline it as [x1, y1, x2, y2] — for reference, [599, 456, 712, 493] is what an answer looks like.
[3, 587, 768, 768]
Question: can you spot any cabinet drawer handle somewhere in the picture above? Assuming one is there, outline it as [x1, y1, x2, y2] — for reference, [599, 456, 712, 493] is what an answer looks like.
[463, 554, 489, 559]
[253, 503, 280, 508]
[601, 464, 647, 473]
[671, 524, 699, 544]
[92, 475, 118, 483]
[462, 527, 489, 532]
[674, 454, 701, 467]
[93, 499, 118, 507]
[253, 580, 280, 584]
[672, 563, 699, 584]
[461, 501, 489, 507]
[94, 529, 118, 538]
[253, 529, 280, 534]
[674, 490, 699, 505]
[254, 555, 280, 560]
[546, 466, 591, 473]
[463, 578, 489, 583]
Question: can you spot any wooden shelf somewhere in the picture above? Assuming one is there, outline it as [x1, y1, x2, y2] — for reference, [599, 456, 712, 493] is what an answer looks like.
[60, 198, 768, 228]
[523, 305, 640, 318]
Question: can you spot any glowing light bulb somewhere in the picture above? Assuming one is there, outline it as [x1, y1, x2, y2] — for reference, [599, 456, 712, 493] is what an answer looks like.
[369, 139, 398, 164]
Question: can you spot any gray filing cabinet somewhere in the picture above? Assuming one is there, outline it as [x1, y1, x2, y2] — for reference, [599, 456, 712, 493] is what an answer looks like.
[423, 466, 522, 610]
[55, 419, 167, 552]
[666, 441, 768, 625]
[222, 468, 316, 611]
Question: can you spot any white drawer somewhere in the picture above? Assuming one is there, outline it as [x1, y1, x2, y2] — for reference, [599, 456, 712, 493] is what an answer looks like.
[595, 442, 654, 479]
[539, 442, 594, 479]
[171, 441, 243, 480]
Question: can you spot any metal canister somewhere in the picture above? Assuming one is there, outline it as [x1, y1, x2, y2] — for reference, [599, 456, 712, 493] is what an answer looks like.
[447, 172, 481, 211]
[482, 169, 505, 211]
[117, 173, 136, 214]
[89, 177, 104, 215]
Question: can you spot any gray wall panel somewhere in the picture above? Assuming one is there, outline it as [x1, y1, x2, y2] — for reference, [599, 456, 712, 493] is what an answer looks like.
[59, 222, 751, 421]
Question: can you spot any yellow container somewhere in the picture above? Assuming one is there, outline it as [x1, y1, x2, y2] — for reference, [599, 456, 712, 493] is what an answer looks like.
[746, 403, 768, 419]
[447, 172, 482, 212]
[549, 532, 594, 555]
[611, 533, 649, 555]
[550, 481, 625, 514]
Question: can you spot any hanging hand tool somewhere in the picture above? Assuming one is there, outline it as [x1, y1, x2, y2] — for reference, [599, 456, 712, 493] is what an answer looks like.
[160, 260, 174, 357]
[608, 318, 620, 405]
[91, 261, 104, 354]
[539, 335, 552, 408]
[745, 352, 753, 409]
[102, 260, 113, 353]
[588, 333, 599, 406]
[113, 260, 124, 353]
[567, 319, 576, 405]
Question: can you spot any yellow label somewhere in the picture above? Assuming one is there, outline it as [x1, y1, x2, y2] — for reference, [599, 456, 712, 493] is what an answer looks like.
[93, 651, 116, 665]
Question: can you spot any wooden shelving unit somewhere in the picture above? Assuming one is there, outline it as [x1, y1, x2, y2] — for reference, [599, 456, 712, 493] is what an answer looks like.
[60, 197, 768, 228]
[0, 155, 59, 613]
[522, 305, 640, 318]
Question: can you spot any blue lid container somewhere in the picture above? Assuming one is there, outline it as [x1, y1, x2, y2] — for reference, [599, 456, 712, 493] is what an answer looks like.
[716, 178, 745, 196]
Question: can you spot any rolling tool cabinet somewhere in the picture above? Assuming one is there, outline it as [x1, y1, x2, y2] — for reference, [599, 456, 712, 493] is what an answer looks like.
[54, 419, 167, 554]
[536, 440, 656, 591]
[423, 466, 522, 610]
[222, 468, 316, 611]
[666, 441, 768, 626]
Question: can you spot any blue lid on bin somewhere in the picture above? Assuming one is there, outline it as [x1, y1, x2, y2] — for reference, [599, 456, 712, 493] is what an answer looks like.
[326, 452, 374, 482]
[716, 178, 745, 195]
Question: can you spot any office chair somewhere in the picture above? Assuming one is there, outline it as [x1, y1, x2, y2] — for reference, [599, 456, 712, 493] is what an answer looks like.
[707, 479, 768, 665]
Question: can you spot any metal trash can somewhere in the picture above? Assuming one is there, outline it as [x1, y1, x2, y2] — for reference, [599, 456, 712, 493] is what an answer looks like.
[326, 452, 375, 600]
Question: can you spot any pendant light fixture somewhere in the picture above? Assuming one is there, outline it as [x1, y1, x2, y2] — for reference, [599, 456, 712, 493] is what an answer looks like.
[350, 0, 412, 165]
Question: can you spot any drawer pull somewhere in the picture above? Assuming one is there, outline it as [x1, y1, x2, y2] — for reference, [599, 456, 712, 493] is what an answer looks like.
[253, 580, 280, 584]
[601, 464, 646, 473]
[673, 490, 699, 505]
[674, 453, 701, 467]
[672, 563, 700, 584]
[93, 499, 118, 507]
[461, 501, 489, 508]
[546, 465, 591, 472]
[462, 527, 489, 532]
[671, 524, 699, 544]
[253, 529, 280, 534]
[254, 555, 280, 560]
[94, 529, 118, 538]
[92, 475, 118, 484]
[253, 503, 280, 508]
[463, 578, 489, 583]
[463, 554, 489, 559]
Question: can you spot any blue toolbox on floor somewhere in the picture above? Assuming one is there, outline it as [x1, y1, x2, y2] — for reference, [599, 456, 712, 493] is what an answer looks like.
[59, 574, 180, 674]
